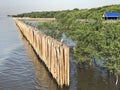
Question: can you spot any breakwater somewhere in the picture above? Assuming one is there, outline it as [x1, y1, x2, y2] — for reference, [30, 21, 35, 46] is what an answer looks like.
[13, 18, 69, 88]
[14, 17, 56, 21]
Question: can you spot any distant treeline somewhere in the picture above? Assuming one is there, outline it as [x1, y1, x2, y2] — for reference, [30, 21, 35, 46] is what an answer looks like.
[13, 4, 120, 19]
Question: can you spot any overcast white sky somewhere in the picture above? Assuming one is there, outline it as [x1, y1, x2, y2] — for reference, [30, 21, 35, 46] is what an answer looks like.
[0, 0, 120, 15]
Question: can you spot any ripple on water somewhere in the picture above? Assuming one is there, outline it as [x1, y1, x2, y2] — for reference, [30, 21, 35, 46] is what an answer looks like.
[0, 45, 35, 90]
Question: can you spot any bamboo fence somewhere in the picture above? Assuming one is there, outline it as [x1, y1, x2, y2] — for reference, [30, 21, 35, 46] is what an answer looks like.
[13, 18, 69, 88]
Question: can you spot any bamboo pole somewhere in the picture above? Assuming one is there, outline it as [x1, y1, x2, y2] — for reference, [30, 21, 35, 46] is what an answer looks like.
[62, 45, 69, 86]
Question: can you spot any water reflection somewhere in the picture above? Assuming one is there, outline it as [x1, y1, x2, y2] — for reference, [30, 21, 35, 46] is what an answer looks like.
[75, 67, 118, 90]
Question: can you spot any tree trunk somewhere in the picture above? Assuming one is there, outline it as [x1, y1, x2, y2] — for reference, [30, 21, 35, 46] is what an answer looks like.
[78, 62, 83, 69]
[89, 60, 92, 66]
[115, 74, 119, 85]
[107, 70, 110, 77]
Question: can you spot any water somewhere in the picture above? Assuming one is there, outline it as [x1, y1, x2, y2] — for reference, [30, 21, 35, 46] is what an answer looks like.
[0, 17, 120, 90]
[0, 17, 35, 90]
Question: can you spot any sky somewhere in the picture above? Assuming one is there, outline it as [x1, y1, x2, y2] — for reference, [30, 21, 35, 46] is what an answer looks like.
[0, 0, 120, 16]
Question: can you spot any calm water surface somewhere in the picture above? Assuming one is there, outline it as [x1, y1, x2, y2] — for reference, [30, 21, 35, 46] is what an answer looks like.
[0, 17, 120, 90]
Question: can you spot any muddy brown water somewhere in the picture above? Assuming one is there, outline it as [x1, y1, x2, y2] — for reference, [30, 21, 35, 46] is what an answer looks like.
[0, 17, 120, 90]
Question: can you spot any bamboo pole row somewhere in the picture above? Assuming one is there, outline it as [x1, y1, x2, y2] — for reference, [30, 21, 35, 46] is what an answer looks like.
[13, 18, 69, 88]
[15, 17, 56, 21]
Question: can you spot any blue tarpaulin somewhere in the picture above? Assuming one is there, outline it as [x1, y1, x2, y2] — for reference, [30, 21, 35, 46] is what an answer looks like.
[104, 12, 119, 17]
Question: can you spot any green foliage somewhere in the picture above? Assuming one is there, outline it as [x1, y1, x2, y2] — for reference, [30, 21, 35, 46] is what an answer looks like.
[16, 4, 120, 75]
